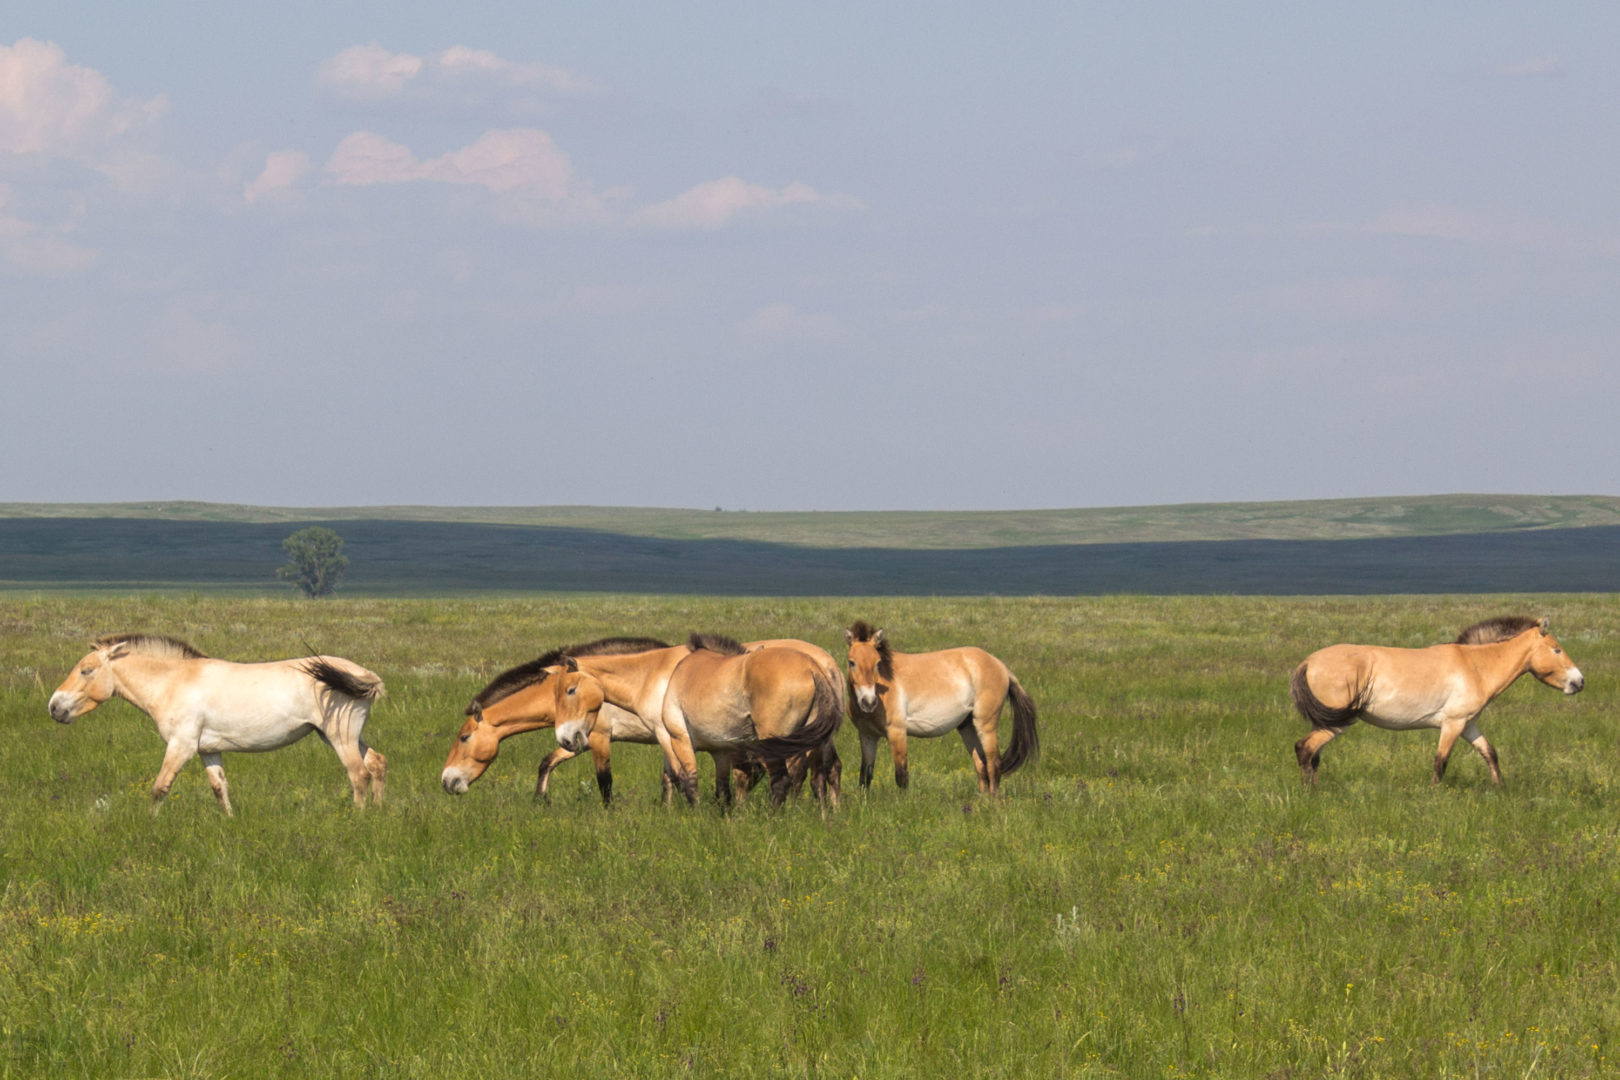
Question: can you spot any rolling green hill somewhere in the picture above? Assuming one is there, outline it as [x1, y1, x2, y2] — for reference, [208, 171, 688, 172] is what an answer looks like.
[5, 494, 1620, 549]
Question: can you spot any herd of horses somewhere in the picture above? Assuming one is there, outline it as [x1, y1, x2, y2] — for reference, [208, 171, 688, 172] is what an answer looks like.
[45, 614, 1584, 815]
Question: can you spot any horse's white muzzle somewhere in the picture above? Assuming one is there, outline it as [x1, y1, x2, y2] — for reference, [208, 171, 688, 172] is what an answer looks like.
[47, 692, 78, 724]
[441, 767, 470, 795]
[853, 687, 878, 712]
[1565, 667, 1585, 695]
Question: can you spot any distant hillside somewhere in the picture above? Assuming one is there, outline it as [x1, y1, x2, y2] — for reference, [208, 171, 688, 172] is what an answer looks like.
[3, 516, 1617, 595]
[4, 494, 1619, 549]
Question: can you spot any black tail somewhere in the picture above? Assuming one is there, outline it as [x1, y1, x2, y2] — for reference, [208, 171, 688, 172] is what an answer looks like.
[302, 657, 385, 701]
[997, 675, 1040, 776]
[756, 666, 845, 758]
[1289, 662, 1359, 730]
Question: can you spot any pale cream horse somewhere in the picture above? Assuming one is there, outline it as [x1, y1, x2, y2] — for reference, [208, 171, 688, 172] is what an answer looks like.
[1290, 615, 1584, 785]
[49, 634, 386, 814]
[843, 620, 1038, 794]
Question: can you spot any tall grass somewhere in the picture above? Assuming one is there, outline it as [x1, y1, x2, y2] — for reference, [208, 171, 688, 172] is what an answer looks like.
[2, 592, 1616, 1077]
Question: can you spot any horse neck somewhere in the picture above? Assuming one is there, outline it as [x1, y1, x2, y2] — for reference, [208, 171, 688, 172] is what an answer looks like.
[578, 649, 682, 707]
[478, 695, 556, 736]
[107, 653, 188, 716]
[1465, 633, 1538, 696]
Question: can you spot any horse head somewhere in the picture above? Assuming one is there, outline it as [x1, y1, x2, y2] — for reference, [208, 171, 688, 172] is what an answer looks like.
[1528, 617, 1585, 695]
[844, 620, 890, 713]
[551, 657, 606, 755]
[441, 706, 506, 795]
[442, 666, 565, 794]
[48, 640, 130, 723]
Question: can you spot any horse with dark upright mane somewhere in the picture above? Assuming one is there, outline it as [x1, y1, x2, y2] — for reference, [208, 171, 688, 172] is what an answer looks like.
[843, 620, 1038, 795]
[1290, 615, 1584, 785]
[49, 634, 386, 815]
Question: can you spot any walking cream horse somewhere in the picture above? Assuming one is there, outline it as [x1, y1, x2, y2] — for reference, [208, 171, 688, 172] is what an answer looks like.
[552, 634, 844, 807]
[843, 620, 1038, 794]
[1290, 615, 1584, 785]
[441, 636, 837, 805]
[49, 634, 386, 814]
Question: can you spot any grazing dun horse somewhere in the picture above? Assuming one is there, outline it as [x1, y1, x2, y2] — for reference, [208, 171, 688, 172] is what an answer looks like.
[552, 634, 843, 807]
[843, 620, 1038, 794]
[1290, 615, 1584, 785]
[48, 634, 386, 815]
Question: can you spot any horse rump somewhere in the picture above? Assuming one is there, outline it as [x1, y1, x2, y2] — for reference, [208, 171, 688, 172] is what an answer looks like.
[755, 666, 845, 758]
[301, 657, 385, 701]
[1289, 662, 1360, 730]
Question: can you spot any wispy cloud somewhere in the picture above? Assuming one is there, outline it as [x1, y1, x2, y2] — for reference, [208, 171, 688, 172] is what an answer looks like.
[633, 176, 864, 230]
[0, 181, 98, 276]
[325, 128, 587, 199]
[243, 150, 311, 204]
[1491, 54, 1566, 79]
[318, 42, 595, 102]
[1310, 204, 1620, 258]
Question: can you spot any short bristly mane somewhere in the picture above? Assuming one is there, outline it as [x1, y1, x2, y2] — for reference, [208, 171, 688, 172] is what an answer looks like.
[689, 632, 746, 655]
[847, 620, 892, 661]
[1455, 616, 1540, 645]
[467, 636, 670, 713]
[95, 633, 207, 660]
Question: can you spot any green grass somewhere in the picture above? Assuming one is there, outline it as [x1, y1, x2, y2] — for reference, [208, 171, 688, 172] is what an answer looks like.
[2, 592, 1618, 1077]
[7, 493, 1620, 547]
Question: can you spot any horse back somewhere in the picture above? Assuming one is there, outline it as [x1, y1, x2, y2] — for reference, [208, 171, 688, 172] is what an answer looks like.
[891, 645, 1010, 707]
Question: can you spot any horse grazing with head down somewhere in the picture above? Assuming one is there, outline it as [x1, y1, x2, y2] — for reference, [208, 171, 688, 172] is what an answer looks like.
[49, 634, 386, 815]
[1290, 615, 1584, 785]
[843, 620, 1038, 795]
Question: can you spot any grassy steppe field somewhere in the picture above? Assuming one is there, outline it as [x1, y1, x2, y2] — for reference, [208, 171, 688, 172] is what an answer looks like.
[2, 591, 1617, 1078]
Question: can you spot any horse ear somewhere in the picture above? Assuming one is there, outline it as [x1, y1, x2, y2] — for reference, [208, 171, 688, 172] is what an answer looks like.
[843, 628, 855, 644]
[873, 628, 885, 648]
[563, 656, 579, 672]
[1538, 616, 1551, 635]
[104, 640, 130, 660]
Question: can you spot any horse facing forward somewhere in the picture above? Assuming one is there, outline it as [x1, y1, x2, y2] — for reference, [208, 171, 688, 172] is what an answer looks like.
[49, 634, 387, 814]
[1290, 615, 1584, 785]
[843, 620, 1038, 794]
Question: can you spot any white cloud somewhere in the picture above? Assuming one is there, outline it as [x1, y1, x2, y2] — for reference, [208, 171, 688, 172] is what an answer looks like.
[633, 176, 864, 230]
[737, 302, 844, 343]
[0, 182, 97, 276]
[0, 38, 167, 164]
[325, 128, 583, 199]
[317, 43, 424, 100]
[243, 150, 311, 204]
[317, 42, 594, 101]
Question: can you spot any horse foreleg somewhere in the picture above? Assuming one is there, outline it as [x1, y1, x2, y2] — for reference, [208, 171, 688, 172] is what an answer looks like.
[588, 729, 614, 805]
[150, 739, 197, 815]
[857, 731, 878, 790]
[535, 746, 577, 801]
[712, 751, 736, 808]
[200, 752, 233, 817]
[1462, 722, 1501, 785]
[1432, 723, 1467, 785]
[1295, 728, 1337, 784]
[887, 722, 911, 790]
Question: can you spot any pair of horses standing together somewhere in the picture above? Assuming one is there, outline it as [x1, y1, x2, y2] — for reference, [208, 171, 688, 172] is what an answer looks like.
[441, 623, 1039, 807]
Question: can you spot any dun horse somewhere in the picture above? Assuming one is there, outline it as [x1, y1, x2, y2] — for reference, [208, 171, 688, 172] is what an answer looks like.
[843, 620, 1038, 794]
[552, 634, 843, 807]
[1290, 615, 1584, 785]
[48, 634, 386, 815]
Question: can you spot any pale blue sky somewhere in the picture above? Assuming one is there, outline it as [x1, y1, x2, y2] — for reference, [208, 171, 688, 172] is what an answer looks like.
[4, 4, 1617, 510]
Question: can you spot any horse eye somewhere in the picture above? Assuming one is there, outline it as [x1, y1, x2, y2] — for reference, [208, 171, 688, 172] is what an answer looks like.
[459, 733, 470, 742]
[1553, 647, 1563, 654]
[80, 667, 94, 677]
[566, 687, 577, 696]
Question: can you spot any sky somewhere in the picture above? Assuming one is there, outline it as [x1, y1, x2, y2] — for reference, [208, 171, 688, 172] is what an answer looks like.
[3, 3, 1618, 511]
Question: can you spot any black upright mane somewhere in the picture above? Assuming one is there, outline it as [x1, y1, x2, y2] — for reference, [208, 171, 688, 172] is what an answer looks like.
[466, 636, 670, 713]
[1455, 615, 1540, 645]
[847, 620, 892, 659]
[95, 633, 208, 660]
[689, 632, 747, 655]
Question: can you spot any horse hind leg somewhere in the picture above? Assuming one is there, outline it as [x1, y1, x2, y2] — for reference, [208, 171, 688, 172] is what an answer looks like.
[201, 752, 233, 817]
[956, 718, 992, 794]
[362, 743, 387, 805]
[1295, 727, 1339, 785]
[1432, 723, 1468, 786]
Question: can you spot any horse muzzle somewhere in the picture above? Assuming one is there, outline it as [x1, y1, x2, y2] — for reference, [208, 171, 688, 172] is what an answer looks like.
[1565, 669, 1585, 695]
[47, 693, 78, 724]
[440, 768, 470, 795]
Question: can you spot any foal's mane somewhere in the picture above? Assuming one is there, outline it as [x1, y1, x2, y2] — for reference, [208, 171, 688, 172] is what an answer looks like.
[95, 633, 207, 660]
[1455, 615, 1540, 645]
[847, 620, 892, 660]
[688, 632, 746, 655]
[466, 636, 670, 713]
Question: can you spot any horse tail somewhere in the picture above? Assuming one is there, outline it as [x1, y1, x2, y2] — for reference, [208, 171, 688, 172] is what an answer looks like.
[303, 657, 386, 702]
[756, 665, 845, 758]
[997, 675, 1040, 776]
[1289, 661, 1359, 730]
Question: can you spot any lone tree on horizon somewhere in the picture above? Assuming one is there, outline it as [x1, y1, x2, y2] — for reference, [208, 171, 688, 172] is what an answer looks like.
[277, 526, 349, 598]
